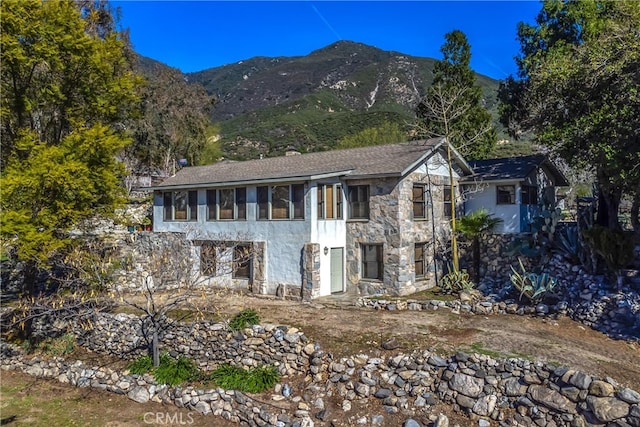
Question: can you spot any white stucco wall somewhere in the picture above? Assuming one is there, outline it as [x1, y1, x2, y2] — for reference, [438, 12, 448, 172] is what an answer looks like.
[465, 183, 521, 233]
[153, 186, 313, 294]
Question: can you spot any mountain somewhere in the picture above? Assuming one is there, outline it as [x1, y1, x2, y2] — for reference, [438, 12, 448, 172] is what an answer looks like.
[185, 41, 508, 160]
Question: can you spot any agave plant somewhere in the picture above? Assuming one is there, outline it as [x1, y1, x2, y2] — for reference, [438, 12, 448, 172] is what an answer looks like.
[509, 258, 558, 303]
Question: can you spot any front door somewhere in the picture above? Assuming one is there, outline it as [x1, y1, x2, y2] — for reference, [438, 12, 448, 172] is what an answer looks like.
[330, 247, 344, 293]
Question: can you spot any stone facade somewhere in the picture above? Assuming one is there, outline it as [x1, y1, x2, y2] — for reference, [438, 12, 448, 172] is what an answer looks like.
[346, 170, 456, 297]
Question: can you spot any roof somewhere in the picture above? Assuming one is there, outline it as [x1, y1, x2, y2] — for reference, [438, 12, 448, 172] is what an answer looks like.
[465, 154, 569, 186]
[153, 139, 473, 190]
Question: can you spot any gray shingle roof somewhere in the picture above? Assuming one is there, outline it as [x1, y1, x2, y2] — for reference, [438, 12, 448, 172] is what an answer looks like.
[154, 139, 468, 189]
[466, 154, 569, 185]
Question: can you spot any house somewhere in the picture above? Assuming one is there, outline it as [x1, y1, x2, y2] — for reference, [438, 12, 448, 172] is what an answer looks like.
[463, 154, 569, 234]
[152, 139, 473, 299]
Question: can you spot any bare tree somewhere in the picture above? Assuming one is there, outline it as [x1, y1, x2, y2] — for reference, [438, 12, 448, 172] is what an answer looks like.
[111, 231, 258, 367]
[413, 83, 493, 271]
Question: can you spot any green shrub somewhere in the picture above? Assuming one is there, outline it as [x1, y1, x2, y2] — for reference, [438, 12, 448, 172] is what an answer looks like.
[128, 353, 200, 386]
[440, 269, 474, 294]
[228, 308, 260, 331]
[154, 353, 200, 386]
[510, 258, 558, 303]
[37, 334, 76, 356]
[208, 364, 280, 393]
[128, 355, 153, 375]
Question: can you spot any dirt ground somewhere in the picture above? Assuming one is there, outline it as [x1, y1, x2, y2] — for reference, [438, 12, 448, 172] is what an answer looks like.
[2, 293, 639, 427]
[217, 294, 640, 389]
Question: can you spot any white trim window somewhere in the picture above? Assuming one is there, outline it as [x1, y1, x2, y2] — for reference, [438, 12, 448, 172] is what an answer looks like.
[348, 185, 370, 219]
[206, 187, 247, 221]
[317, 184, 343, 219]
[257, 184, 305, 220]
[163, 190, 197, 221]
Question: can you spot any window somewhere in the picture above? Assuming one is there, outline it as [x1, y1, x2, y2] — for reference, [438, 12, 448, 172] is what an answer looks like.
[318, 184, 343, 219]
[163, 191, 197, 221]
[256, 184, 305, 220]
[497, 185, 516, 204]
[200, 243, 217, 276]
[443, 185, 452, 219]
[233, 244, 251, 279]
[415, 243, 427, 278]
[348, 185, 369, 219]
[413, 185, 426, 219]
[521, 185, 538, 205]
[361, 244, 383, 281]
[206, 187, 247, 220]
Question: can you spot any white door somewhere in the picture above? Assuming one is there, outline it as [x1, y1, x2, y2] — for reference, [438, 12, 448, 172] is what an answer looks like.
[330, 247, 344, 293]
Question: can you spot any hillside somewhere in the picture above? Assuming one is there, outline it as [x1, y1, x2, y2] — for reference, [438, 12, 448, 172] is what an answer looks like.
[185, 41, 512, 160]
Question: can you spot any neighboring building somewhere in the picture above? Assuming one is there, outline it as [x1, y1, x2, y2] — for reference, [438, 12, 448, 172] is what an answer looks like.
[152, 139, 473, 299]
[463, 154, 569, 234]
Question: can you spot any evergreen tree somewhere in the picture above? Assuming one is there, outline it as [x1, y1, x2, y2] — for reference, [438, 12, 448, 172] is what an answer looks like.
[416, 30, 496, 160]
[499, 0, 640, 230]
[0, 0, 140, 288]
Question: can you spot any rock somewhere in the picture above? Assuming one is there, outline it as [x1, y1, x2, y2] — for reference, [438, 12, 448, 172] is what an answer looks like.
[586, 396, 630, 422]
[449, 373, 484, 397]
[529, 385, 577, 414]
[403, 419, 421, 427]
[434, 414, 449, 427]
[504, 377, 527, 396]
[381, 338, 400, 350]
[588, 380, 615, 397]
[569, 371, 592, 390]
[127, 386, 150, 403]
[618, 388, 640, 404]
[375, 388, 392, 399]
[194, 401, 211, 415]
[456, 394, 476, 409]
[473, 395, 497, 417]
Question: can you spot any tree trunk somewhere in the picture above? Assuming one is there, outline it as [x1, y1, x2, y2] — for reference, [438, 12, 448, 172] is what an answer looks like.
[631, 194, 640, 237]
[595, 186, 621, 230]
[472, 237, 481, 284]
[152, 329, 160, 367]
[19, 261, 39, 340]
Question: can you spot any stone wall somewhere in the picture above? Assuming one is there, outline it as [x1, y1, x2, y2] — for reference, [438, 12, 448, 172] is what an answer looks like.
[31, 311, 310, 375]
[3, 329, 639, 427]
[346, 171, 454, 297]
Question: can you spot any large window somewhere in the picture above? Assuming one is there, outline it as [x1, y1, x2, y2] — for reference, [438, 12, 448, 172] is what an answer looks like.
[200, 243, 217, 276]
[443, 185, 452, 219]
[348, 185, 370, 219]
[415, 243, 428, 278]
[521, 185, 538, 205]
[497, 185, 516, 205]
[361, 244, 383, 281]
[233, 244, 251, 279]
[207, 187, 247, 221]
[163, 190, 197, 221]
[413, 184, 427, 219]
[257, 184, 304, 220]
[318, 184, 343, 219]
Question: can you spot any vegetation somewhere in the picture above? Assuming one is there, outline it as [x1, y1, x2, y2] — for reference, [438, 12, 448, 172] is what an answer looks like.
[414, 30, 497, 272]
[336, 121, 408, 149]
[583, 225, 636, 275]
[0, 0, 140, 298]
[415, 30, 497, 160]
[458, 209, 503, 282]
[124, 56, 214, 175]
[509, 258, 559, 303]
[128, 352, 200, 386]
[440, 269, 474, 294]
[208, 363, 280, 394]
[498, 0, 640, 231]
[228, 308, 260, 331]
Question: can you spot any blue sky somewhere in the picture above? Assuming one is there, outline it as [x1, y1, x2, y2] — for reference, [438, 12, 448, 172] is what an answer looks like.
[112, 1, 542, 80]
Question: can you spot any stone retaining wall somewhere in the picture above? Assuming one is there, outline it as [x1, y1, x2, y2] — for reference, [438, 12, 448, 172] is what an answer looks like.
[2, 336, 639, 427]
[33, 312, 311, 376]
